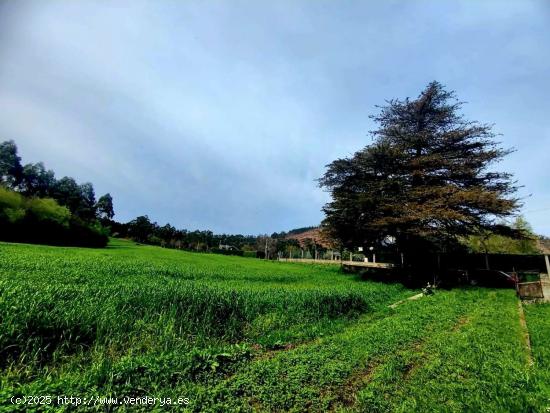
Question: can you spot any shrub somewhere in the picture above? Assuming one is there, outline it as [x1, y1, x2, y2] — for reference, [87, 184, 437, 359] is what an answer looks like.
[0, 186, 25, 222]
[0, 186, 108, 247]
[27, 197, 71, 226]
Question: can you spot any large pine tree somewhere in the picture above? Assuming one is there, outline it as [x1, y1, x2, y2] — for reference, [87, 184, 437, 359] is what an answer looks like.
[319, 82, 519, 254]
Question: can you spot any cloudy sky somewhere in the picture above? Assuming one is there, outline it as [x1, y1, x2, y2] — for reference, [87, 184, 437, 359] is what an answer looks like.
[0, 1, 549, 235]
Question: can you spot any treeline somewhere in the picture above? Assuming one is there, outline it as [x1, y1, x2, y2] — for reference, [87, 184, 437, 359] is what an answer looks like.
[1, 139, 331, 255]
[106, 215, 310, 259]
[285, 226, 317, 236]
[111, 215, 257, 250]
[0, 140, 112, 247]
[462, 216, 539, 255]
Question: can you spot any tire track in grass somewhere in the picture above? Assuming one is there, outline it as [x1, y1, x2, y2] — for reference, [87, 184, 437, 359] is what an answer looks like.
[326, 310, 475, 411]
[180, 310, 401, 413]
[251, 308, 397, 363]
[349, 290, 534, 413]
[194, 290, 482, 412]
[327, 338, 426, 410]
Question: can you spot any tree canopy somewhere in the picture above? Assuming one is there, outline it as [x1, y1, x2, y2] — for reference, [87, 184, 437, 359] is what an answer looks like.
[463, 216, 539, 255]
[0, 140, 23, 188]
[319, 82, 520, 253]
[0, 140, 112, 247]
[96, 193, 115, 220]
[0, 140, 114, 223]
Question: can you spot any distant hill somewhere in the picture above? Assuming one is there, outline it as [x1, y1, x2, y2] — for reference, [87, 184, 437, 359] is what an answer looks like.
[285, 226, 334, 249]
[538, 238, 550, 254]
[286, 226, 318, 236]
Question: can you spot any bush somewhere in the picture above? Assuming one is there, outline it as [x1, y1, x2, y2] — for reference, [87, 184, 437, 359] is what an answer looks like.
[0, 186, 108, 247]
[27, 197, 71, 226]
[65, 218, 109, 247]
[0, 187, 25, 222]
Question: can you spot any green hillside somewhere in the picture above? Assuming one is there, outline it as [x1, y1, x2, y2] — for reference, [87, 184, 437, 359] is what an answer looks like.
[0, 239, 548, 411]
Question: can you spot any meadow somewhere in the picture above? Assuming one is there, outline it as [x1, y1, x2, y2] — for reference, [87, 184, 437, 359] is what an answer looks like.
[0, 239, 549, 412]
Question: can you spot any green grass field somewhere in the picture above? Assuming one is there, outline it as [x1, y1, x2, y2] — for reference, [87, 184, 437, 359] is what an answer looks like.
[0, 239, 549, 412]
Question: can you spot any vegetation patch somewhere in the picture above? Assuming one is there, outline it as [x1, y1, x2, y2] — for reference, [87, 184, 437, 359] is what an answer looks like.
[1, 240, 550, 412]
[524, 303, 550, 410]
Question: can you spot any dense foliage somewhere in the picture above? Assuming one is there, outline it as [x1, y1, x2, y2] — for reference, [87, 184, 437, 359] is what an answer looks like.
[319, 82, 520, 255]
[110, 215, 312, 258]
[463, 216, 539, 254]
[0, 187, 108, 247]
[0, 140, 114, 223]
[114, 215, 259, 251]
[0, 140, 112, 246]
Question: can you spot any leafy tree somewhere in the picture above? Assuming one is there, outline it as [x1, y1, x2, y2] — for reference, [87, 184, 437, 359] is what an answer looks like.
[20, 162, 56, 197]
[52, 177, 82, 213]
[0, 140, 23, 188]
[96, 193, 115, 220]
[0, 186, 107, 247]
[78, 183, 97, 221]
[464, 216, 539, 255]
[319, 82, 519, 255]
[127, 215, 157, 243]
[156, 223, 177, 243]
[52, 177, 96, 221]
[0, 141, 109, 246]
[27, 197, 71, 227]
[276, 238, 300, 258]
[256, 235, 278, 259]
[0, 186, 25, 222]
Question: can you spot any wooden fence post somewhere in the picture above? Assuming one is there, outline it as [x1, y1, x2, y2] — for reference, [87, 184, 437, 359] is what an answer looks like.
[545, 255, 550, 275]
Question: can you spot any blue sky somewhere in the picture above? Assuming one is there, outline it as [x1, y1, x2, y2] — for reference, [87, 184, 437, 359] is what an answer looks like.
[0, 1, 549, 235]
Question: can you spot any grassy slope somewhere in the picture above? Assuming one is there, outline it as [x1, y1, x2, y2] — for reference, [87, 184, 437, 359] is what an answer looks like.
[0, 239, 407, 410]
[193, 290, 536, 412]
[0, 239, 547, 412]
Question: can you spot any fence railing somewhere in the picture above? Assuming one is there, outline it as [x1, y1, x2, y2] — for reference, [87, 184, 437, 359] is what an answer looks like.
[277, 258, 395, 268]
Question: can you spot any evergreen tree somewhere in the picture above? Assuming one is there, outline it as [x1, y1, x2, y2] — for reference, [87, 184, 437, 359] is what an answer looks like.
[319, 82, 519, 254]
